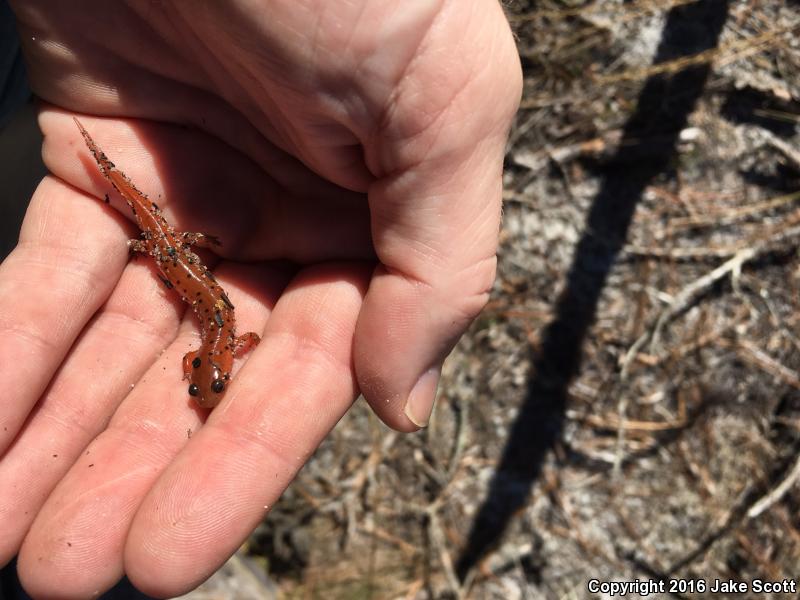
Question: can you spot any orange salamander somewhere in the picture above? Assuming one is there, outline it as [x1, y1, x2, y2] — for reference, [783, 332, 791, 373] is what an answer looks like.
[75, 118, 260, 408]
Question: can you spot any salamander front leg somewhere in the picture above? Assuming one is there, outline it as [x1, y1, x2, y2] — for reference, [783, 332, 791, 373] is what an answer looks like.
[180, 232, 221, 249]
[127, 239, 148, 254]
[182, 349, 199, 380]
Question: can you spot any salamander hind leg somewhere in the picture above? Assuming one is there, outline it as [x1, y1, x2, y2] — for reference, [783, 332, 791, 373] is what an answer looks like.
[233, 332, 260, 357]
[126, 238, 149, 262]
[180, 232, 221, 249]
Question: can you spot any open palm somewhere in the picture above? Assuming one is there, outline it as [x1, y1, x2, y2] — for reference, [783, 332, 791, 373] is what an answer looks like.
[0, 1, 520, 596]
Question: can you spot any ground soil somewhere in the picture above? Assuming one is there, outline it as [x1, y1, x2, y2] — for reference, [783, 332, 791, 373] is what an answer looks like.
[256, 1, 800, 598]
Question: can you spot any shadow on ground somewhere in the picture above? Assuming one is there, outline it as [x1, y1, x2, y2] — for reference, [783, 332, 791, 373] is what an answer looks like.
[457, 0, 732, 579]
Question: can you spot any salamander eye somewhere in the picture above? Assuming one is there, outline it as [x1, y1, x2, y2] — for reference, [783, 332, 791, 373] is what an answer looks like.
[211, 379, 225, 394]
[192, 357, 201, 369]
[188, 384, 199, 397]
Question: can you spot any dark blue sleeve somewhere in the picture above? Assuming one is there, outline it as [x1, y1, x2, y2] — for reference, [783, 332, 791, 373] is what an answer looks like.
[0, 0, 30, 130]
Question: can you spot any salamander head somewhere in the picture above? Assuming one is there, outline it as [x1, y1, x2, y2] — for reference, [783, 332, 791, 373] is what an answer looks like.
[187, 357, 228, 408]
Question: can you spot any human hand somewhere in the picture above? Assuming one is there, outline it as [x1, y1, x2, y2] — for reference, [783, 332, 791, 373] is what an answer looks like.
[1, 0, 521, 596]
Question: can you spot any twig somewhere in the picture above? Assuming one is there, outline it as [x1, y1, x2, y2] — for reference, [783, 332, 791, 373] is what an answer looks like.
[625, 244, 744, 260]
[649, 247, 753, 350]
[736, 339, 800, 390]
[621, 246, 756, 379]
[666, 190, 800, 231]
[621, 224, 800, 379]
[612, 396, 630, 478]
[747, 453, 800, 519]
[358, 524, 419, 558]
[448, 398, 469, 480]
[579, 411, 687, 432]
[764, 132, 800, 170]
[426, 508, 464, 599]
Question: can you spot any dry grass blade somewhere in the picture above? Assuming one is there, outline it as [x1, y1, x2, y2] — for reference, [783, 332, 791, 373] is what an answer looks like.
[596, 23, 799, 84]
[507, 0, 698, 22]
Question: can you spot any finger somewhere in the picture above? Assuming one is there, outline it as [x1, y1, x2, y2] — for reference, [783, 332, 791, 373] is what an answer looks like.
[42, 108, 373, 263]
[0, 251, 183, 566]
[124, 263, 368, 598]
[0, 176, 131, 454]
[16, 262, 285, 599]
[354, 2, 521, 430]
[14, 4, 331, 189]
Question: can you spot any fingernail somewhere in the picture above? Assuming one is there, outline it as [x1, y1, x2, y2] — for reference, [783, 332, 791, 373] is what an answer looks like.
[404, 367, 440, 428]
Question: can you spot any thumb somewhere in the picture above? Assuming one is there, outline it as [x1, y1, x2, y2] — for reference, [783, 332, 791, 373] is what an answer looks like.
[354, 3, 521, 430]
